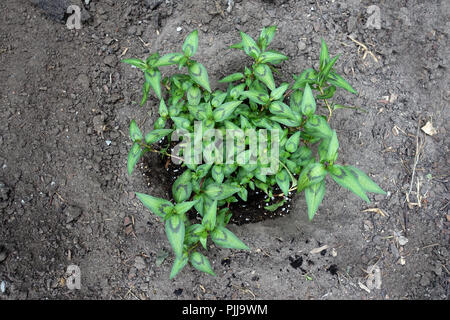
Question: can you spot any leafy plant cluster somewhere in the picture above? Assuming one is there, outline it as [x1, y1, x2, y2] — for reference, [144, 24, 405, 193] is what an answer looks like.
[122, 27, 386, 278]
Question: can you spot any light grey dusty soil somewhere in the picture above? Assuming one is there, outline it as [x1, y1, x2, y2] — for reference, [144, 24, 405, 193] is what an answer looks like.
[0, 0, 448, 299]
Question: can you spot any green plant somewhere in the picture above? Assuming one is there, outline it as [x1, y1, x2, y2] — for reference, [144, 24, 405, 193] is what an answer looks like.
[122, 27, 386, 279]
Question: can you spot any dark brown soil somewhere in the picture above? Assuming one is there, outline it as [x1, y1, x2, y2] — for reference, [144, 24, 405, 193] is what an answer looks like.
[0, 0, 448, 300]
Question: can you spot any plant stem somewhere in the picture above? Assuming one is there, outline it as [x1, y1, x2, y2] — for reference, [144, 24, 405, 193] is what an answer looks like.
[318, 86, 333, 122]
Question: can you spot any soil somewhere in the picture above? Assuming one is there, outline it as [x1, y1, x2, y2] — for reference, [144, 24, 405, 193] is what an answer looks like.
[0, 0, 449, 300]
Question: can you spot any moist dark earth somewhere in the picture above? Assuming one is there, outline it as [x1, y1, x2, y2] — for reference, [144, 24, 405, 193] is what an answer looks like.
[0, 0, 449, 300]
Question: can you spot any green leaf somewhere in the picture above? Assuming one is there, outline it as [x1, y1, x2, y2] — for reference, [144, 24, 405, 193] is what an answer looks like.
[265, 199, 286, 212]
[327, 72, 358, 95]
[285, 131, 301, 153]
[202, 200, 217, 231]
[190, 251, 216, 276]
[319, 38, 330, 71]
[135, 192, 174, 218]
[241, 90, 269, 105]
[154, 52, 184, 67]
[270, 82, 289, 101]
[165, 214, 185, 258]
[204, 183, 240, 200]
[127, 142, 143, 175]
[187, 85, 201, 106]
[258, 25, 277, 51]
[276, 169, 290, 196]
[320, 54, 340, 84]
[189, 62, 211, 92]
[140, 81, 150, 106]
[153, 117, 166, 129]
[292, 68, 318, 90]
[211, 226, 249, 250]
[146, 52, 160, 67]
[304, 115, 332, 139]
[305, 180, 326, 220]
[326, 130, 339, 163]
[171, 116, 191, 130]
[182, 29, 198, 57]
[212, 165, 224, 183]
[316, 85, 336, 100]
[219, 72, 244, 83]
[344, 166, 386, 195]
[159, 99, 168, 118]
[270, 116, 301, 127]
[240, 31, 260, 59]
[169, 253, 188, 279]
[172, 170, 193, 203]
[174, 200, 198, 215]
[213, 100, 242, 122]
[129, 120, 143, 142]
[144, 69, 162, 99]
[329, 165, 370, 203]
[121, 58, 147, 71]
[290, 89, 303, 113]
[269, 101, 297, 120]
[300, 83, 316, 116]
[297, 163, 327, 192]
[253, 63, 275, 90]
[144, 129, 173, 144]
[259, 51, 288, 64]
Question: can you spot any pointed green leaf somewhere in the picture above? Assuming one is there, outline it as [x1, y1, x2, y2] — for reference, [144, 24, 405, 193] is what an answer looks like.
[240, 31, 260, 59]
[320, 55, 340, 83]
[165, 214, 185, 257]
[145, 129, 173, 144]
[297, 163, 327, 192]
[304, 115, 332, 139]
[121, 58, 147, 71]
[329, 165, 370, 203]
[270, 83, 289, 101]
[182, 30, 198, 57]
[327, 72, 358, 95]
[211, 226, 249, 250]
[213, 100, 242, 122]
[276, 169, 290, 196]
[174, 200, 198, 215]
[300, 83, 316, 116]
[159, 99, 168, 117]
[285, 131, 301, 153]
[219, 73, 244, 83]
[265, 199, 286, 212]
[241, 90, 269, 105]
[204, 183, 240, 200]
[345, 166, 386, 195]
[128, 142, 143, 175]
[169, 253, 188, 279]
[319, 38, 330, 71]
[202, 200, 217, 231]
[129, 120, 143, 142]
[258, 25, 277, 51]
[259, 50, 288, 64]
[153, 117, 166, 129]
[144, 69, 162, 99]
[253, 63, 275, 90]
[305, 180, 326, 220]
[292, 68, 318, 90]
[172, 170, 193, 203]
[290, 89, 303, 113]
[270, 116, 301, 127]
[190, 251, 216, 276]
[326, 130, 339, 163]
[212, 165, 224, 183]
[140, 81, 150, 106]
[135, 192, 174, 218]
[187, 85, 201, 106]
[189, 62, 211, 92]
[269, 101, 297, 120]
[154, 52, 184, 67]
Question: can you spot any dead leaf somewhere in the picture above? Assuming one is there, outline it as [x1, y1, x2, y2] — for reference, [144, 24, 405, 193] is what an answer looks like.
[421, 121, 437, 136]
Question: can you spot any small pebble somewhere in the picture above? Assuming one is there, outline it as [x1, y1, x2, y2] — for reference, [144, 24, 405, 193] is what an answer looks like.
[0, 281, 5, 293]
[176, 27, 182, 32]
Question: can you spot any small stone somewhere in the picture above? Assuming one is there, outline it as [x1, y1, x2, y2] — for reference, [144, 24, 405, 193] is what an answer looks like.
[176, 27, 182, 32]
[76, 74, 90, 90]
[65, 205, 82, 223]
[297, 40, 306, 51]
[103, 55, 117, 67]
[103, 37, 113, 45]
[134, 256, 146, 270]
